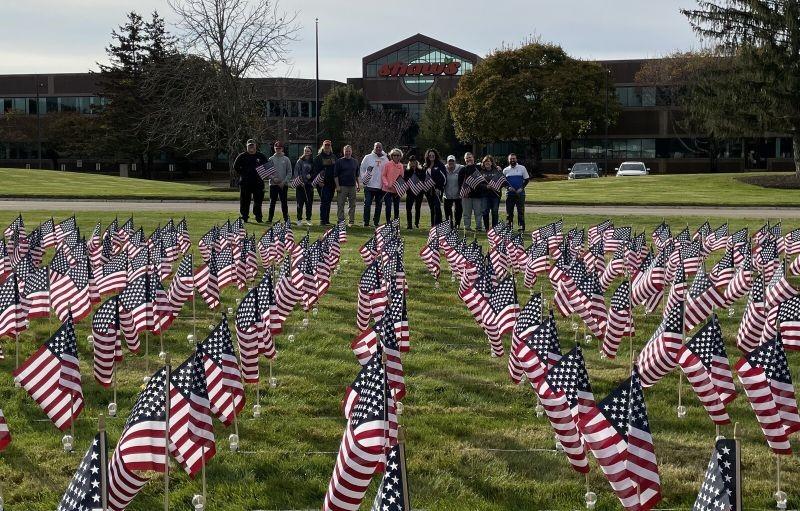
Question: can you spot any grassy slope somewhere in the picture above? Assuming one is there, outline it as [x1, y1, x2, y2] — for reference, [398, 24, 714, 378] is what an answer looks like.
[1, 168, 800, 207]
[0, 210, 798, 511]
[0, 169, 235, 200]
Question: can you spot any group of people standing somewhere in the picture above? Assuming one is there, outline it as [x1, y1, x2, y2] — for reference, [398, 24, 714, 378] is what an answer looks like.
[235, 139, 530, 231]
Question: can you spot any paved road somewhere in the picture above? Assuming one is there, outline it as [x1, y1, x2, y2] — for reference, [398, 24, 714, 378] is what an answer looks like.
[0, 198, 798, 219]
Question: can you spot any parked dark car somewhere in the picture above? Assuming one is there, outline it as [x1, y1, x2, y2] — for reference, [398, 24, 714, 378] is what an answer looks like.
[567, 162, 600, 179]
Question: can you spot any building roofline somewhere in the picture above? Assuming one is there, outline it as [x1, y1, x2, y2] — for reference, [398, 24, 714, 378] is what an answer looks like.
[361, 33, 481, 64]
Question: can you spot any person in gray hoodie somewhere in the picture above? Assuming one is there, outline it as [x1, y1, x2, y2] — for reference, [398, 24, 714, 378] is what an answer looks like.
[267, 140, 292, 223]
[443, 154, 463, 228]
[359, 142, 389, 227]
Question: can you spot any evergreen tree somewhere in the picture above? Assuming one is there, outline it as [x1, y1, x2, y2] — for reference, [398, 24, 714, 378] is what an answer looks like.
[320, 85, 368, 149]
[683, 1, 800, 177]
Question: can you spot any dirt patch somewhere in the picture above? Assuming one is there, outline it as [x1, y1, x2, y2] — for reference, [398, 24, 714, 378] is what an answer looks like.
[737, 174, 800, 189]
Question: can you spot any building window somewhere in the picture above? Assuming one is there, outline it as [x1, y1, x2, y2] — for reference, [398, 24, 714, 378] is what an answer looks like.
[615, 86, 656, 107]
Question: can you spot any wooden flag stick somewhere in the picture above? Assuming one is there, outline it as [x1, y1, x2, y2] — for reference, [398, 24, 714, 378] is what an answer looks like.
[14, 331, 19, 370]
[201, 444, 207, 504]
[163, 353, 171, 511]
[69, 387, 76, 450]
[99, 414, 108, 511]
[192, 289, 197, 343]
[145, 331, 150, 375]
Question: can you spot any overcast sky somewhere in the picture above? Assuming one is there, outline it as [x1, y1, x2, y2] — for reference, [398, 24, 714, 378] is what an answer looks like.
[1, 0, 704, 82]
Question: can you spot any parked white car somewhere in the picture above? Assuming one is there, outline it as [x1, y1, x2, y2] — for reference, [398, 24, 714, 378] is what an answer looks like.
[615, 161, 650, 176]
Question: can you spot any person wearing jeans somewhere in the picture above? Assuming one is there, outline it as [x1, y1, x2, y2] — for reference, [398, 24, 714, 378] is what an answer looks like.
[404, 156, 425, 229]
[503, 152, 529, 231]
[334, 145, 359, 225]
[313, 140, 337, 225]
[458, 152, 484, 231]
[443, 154, 463, 228]
[381, 148, 405, 223]
[480, 155, 501, 229]
[293, 145, 314, 225]
[267, 140, 292, 223]
[360, 142, 388, 227]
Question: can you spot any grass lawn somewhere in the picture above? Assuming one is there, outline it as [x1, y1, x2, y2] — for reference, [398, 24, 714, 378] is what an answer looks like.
[2, 168, 800, 208]
[527, 171, 800, 207]
[0, 210, 798, 511]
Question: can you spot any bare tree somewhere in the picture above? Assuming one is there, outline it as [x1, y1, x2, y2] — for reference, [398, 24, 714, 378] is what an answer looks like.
[343, 110, 413, 159]
[167, 0, 300, 185]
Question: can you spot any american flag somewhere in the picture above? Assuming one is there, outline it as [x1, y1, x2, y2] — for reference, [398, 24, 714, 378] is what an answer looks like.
[166, 254, 194, 319]
[421, 173, 435, 192]
[459, 263, 493, 334]
[56, 431, 108, 511]
[681, 239, 705, 276]
[508, 293, 542, 384]
[736, 273, 766, 353]
[735, 336, 799, 454]
[236, 286, 268, 383]
[459, 170, 486, 198]
[13, 314, 83, 431]
[605, 226, 632, 253]
[214, 246, 236, 290]
[728, 227, 748, 250]
[487, 173, 508, 192]
[289, 174, 303, 188]
[107, 366, 168, 511]
[637, 303, 684, 387]
[535, 345, 593, 473]
[603, 280, 633, 359]
[724, 252, 753, 305]
[96, 252, 128, 295]
[392, 176, 409, 197]
[676, 316, 735, 425]
[692, 438, 741, 511]
[652, 221, 671, 249]
[50, 252, 92, 323]
[675, 226, 691, 246]
[351, 306, 407, 401]
[360, 166, 374, 186]
[600, 245, 627, 292]
[176, 218, 191, 254]
[704, 223, 730, 252]
[583, 239, 605, 274]
[0, 408, 10, 452]
[273, 255, 304, 331]
[256, 159, 276, 182]
[407, 173, 425, 196]
[511, 310, 562, 386]
[684, 266, 726, 331]
[28, 227, 45, 266]
[524, 240, 549, 288]
[4, 214, 25, 242]
[784, 227, 800, 256]
[55, 215, 78, 245]
[198, 226, 219, 263]
[311, 171, 325, 187]
[760, 265, 797, 342]
[118, 272, 170, 340]
[483, 276, 520, 353]
[357, 261, 387, 331]
[488, 242, 510, 279]
[589, 219, 613, 246]
[578, 369, 661, 511]
[574, 271, 606, 339]
[92, 296, 121, 387]
[360, 235, 377, 265]
[195, 248, 221, 309]
[625, 232, 647, 271]
[301, 241, 322, 310]
[632, 250, 666, 313]
[694, 221, 711, 241]
[198, 316, 245, 426]
[419, 237, 441, 279]
[756, 237, 779, 281]
[777, 295, 800, 350]
[39, 217, 58, 248]
[370, 440, 411, 511]
[709, 248, 735, 290]
[323, 348, 397, 511]
[169, 350, 216, 476]
[664, 257, 688, 312]
[0, 273, 26, 339]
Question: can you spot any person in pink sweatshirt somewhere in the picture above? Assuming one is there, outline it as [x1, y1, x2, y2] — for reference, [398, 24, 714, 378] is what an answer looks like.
[380, 147, 405, 223]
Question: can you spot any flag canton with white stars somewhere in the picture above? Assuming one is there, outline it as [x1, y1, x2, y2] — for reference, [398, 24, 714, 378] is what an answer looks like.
[598, 370, 651, 441]
[611, 281, 631, 310]
[236, 288, 259, 331]
[48, 317, 79, 360]
[199, 317, 235, 363]
[24, 266, 49, 295]
[692, 439, 738, 511]
[172, 352, 210, 400]
[119, 275, 148, 309]
[92, 297, 119, 332]
[778, 295, 800, 323]
[689, 268, 714, 298]
[577, 272, 601, 298]
[125, 367, 167, 429]
[681, 239, 703, 259]
[177, 254, 193, 277]
[515, 294, 543, 334]
[361, 262, 382, 291]
[371, 443, 408, 511]
[676, 227, 691, 244]
[350, 351, 388, 428]
[546, 345, 592, 407]
[50, 249, 73, 275]
[686, 317, 727, 368]
[215, 247, 234, 268]
[489, 278, 517, 314]
[749, 274, 765, 304]
[731, 228, 748, 244]
[103, 254, 127, 276]
[56, 432, 105, 511]
[747, 337, 792, 385]
[257, 273, 275, 312]
[759, 239, 778, 264]
[0, 275, 19, 308]
[525, 313, 560, 361]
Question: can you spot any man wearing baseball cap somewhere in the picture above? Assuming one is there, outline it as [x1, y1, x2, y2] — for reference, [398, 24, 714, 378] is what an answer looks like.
[233, 139, 268, 223]
[267, 140, 292, 224]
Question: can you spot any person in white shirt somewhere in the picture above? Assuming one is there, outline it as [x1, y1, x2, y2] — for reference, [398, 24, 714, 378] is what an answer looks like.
[502, 153, 529, 231]
[443, 155, 464, 228]
[359, 142, 389, 227]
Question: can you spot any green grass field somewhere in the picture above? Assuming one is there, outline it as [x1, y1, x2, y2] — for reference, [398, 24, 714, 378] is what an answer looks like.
[0, 210, 798, 511]
[1, 167, 799, 207]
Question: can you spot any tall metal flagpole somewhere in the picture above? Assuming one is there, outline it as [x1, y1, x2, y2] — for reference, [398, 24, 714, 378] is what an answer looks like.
[314, 18, 320, 149]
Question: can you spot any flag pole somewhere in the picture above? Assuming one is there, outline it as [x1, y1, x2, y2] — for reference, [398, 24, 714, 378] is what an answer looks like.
[99, 414, 109, 511]
[14, 331, 19, 370]
[398, 425, 411, 511]
[145, 331, 150, 376]
[163, 352, 171, 511]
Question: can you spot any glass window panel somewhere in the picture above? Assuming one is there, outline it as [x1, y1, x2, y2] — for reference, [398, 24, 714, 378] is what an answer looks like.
[78, 97, 92, 114]
[626, 139, 642, 158]
[366, 64, 377, 77]
[289, 100, 299, 117]
[11, 98, 27, 113]
[60, 97, 78, 112]
[27, 98, 37, 114]
[612, 140, 626, 159]
[641, 87, 656, 107]
[642, 139, 656, 158]
[300, 101, 310, 117]
[46, 97, 58, 113]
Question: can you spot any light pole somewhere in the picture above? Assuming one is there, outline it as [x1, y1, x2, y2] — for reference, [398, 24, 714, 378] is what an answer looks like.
[35, 75, 44, 169]
[604, 67, 610, 176]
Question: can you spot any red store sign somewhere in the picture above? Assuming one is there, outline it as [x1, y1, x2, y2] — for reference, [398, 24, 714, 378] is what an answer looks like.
[379, 61, 461, 77]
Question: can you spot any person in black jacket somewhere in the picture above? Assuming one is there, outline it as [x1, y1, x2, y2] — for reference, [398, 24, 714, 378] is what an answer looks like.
[313, 140, 337, 225]
[233, 139, 268, 223]
[404, 156, 425, 229]
[423, 148, 445, 225]
[457, 152, 484, 231]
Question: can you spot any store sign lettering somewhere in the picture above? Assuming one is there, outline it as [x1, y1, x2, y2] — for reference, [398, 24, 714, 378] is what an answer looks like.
[379, 61, 461, 77]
